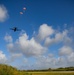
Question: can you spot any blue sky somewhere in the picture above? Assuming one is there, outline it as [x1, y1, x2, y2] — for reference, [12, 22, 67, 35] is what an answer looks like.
[0, 0, 74, 70]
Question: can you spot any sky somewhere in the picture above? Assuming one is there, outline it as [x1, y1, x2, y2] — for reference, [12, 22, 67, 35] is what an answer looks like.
[0, 0, 74, 70]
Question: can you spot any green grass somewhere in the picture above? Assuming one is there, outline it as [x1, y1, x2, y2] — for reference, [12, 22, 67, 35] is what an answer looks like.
[27, 71, 74, 75]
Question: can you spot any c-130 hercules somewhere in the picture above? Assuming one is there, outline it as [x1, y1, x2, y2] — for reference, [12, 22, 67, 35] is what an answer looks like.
[10, 27, 21, 32]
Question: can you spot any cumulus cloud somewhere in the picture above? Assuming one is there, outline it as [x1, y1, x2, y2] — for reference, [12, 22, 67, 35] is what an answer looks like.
[0, 50, 7, 63]
[4, 34, 13, 42]
[37, 24, 54, 41]
[27, 55, 67, 69]
[34, 55, 56, 69]
[27, 53, 74, 70]
[6, 33, 47, 57]
[59, 46, 73, 56]
[68, 52, 74, 63]
[6, 53, 23, 64]
[0, 5, 8, 22]
[44, 30, 69, 46]
[17, 51, 74, 70]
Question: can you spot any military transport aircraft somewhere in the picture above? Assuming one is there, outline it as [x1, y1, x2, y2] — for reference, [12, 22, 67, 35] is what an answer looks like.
[10, 27, 21, 32]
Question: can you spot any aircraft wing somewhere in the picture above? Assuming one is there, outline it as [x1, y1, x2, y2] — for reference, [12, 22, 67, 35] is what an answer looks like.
[10, 28, 14, 30]
[16, 29, 21, 31]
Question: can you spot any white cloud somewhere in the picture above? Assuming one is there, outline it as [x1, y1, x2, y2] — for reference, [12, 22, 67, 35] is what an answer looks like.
[7, 43, 14, 52]
[29, 55, 66, 69]
[7, 53, 23, 63]
[59, 46, 73, 56]
[4, 34, 13, 42]
[44, 37, 54, 46]
[67, 52, 74, 62]
[37, 24, 54, 41]
[55, 30, 68, 42]
[0, 50, 7, 63]
[6, 33, 47, 57]
[0, 5, 8, 22]
[29, 53, 74, 70]
[16, 51, 74, 70]
[54, 56, 68, 68]
[44, 30, 69, 46]
[25, 55, 51, 70]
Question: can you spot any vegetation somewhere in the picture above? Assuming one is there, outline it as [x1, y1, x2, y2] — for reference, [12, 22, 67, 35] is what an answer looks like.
[0, 64, 74, 75]
[0, 64, 28, 75]
[26, 67, 74, 72]
[27, 72, 74, 75]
